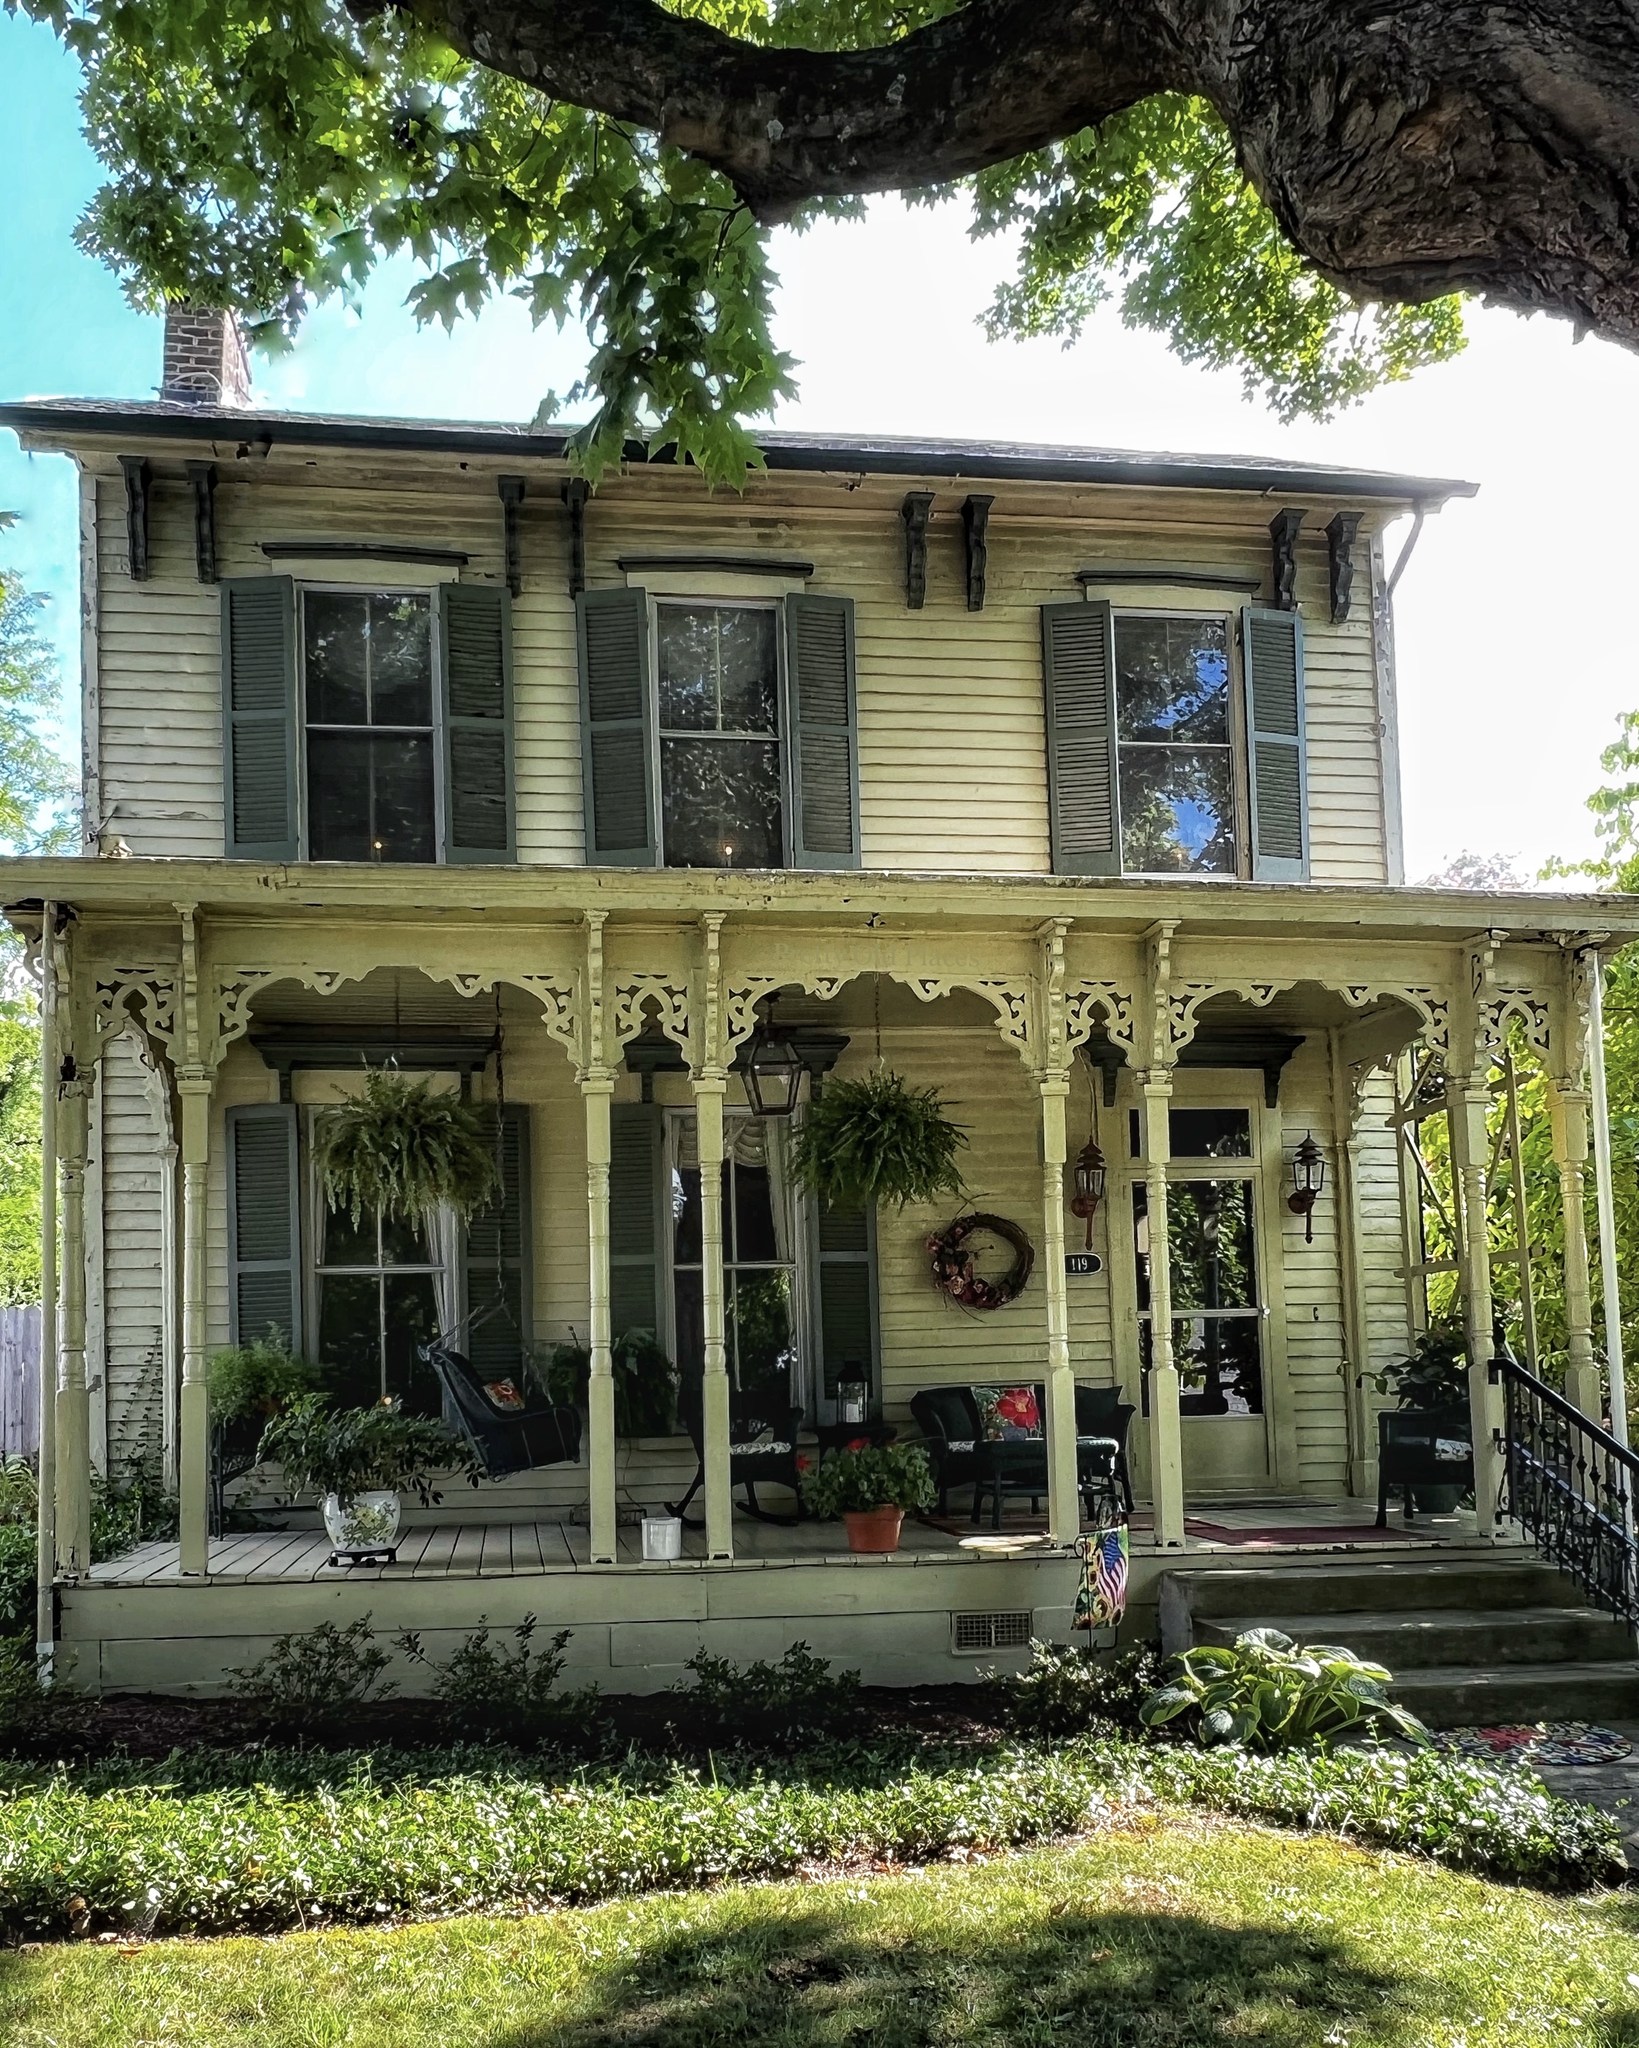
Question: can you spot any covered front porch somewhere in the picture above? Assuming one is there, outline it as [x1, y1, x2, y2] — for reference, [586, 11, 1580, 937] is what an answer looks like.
[15, 863, 1635, 1689]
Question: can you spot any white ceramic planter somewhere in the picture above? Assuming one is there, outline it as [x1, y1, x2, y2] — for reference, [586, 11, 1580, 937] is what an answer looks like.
[322, 1489, 402, 1560]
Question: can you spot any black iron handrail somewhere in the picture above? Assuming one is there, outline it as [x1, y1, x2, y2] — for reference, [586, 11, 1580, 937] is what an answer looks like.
[1491, 1358, 1639, 1626]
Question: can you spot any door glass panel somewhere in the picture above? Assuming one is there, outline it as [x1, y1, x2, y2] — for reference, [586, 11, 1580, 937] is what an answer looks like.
[1169, 1109, 1252, 1158]
[1139, 1316, 1265, 1417]
[1133, 1178, 1263, 1420]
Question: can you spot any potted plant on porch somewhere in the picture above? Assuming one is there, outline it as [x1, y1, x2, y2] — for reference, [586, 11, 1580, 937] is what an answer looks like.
[798, 1439, 937, 1553]
[1364, 1322, 1471, 1513]
[257, 1394, 480, 1562]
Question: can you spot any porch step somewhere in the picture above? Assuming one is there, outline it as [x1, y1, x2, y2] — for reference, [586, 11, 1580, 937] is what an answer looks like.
[1192, 1606, 1635, 1671]
[1157, 1557, 1639, 1731]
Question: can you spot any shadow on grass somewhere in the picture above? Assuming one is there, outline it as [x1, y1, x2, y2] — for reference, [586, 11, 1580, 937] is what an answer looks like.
[486, 1897, 1430, 2048]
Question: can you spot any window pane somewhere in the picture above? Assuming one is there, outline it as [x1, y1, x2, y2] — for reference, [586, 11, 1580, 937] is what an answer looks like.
[1118, 743, 1236, 875]
[383, 1272, 442, 1417]
[1115, 616, 1230, 744]
[657, 605, 778, 735]
[715, 609, 779, 732]
[309, 732, 436, 863]
[1139, 1315, 1264, 1418]
[672, 1159, 703, 1267]
[379, 1210, 433, 1265]
[368, 594, 433, 725]
[1169, 1109, 1252, 1159]
[729, 1268, 795, 1401]
[673, 1268, 704, 1387]
[1132, 1178, 1257, 1313]
[321, 1199, 377, 1269]
[661, 738, 782, 868]
[657, 606, 718, 730]
[317, 1273, 384, 1409]
[305, 591, 369, 725]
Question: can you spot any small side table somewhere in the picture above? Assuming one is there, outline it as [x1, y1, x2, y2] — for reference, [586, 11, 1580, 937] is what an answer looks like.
[814, 1419, 898, 1456]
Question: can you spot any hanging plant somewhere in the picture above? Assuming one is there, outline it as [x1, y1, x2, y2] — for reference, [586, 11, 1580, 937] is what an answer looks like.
[316, 1070, 499, 1227]
[791, 1070, 967, 1211]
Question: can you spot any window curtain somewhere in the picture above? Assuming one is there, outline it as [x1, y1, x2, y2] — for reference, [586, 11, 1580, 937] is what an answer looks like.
[430, 1206, 460, 1339]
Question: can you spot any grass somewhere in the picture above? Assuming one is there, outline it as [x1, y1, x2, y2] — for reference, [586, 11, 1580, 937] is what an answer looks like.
[0, 1817, 1633, 2047]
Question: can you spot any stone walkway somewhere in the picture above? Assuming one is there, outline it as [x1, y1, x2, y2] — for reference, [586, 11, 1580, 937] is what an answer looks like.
[1532, 1722, 1639, 1860]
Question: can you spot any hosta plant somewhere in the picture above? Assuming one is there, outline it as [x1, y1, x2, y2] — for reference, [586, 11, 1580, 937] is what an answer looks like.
[791, 1070, 966, 1211]
[316, 1069, 499, 1227]
[1139, 1627, 1430, 1752]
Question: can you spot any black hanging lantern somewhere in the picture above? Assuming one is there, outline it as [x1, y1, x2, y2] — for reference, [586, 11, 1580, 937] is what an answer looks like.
[743, 1000, 804, 1118]
[1287, 1130, 1326, 1242]
[1070, 1136, 1107, 1251]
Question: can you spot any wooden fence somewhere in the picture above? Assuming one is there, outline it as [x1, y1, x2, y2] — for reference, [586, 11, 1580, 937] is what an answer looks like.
[0, 1307, 40, 1460]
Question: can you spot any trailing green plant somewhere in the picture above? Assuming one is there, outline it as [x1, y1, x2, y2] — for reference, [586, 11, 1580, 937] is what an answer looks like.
[399, 1616, 610, 1751]
[670, 1642, 862, 1745]
[256, 1395, 478, 1507]
[1140, 1627, 1430, 1752]
[226, 1617, 396, 1739]
[208, 1335, 319, 1429]
[791, 1070, 967, 1212]
[1004, 1639, 1165, 1738]
[0, 1730, 1615, 1939]
[540, 1328, 678, 1437]
[315, 1070, 499, 1227]
[1365, 1323, 1469, 1410]
[797, 1440, 937, 1519]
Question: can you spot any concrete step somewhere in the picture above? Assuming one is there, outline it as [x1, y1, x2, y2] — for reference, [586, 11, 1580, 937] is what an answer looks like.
[1393, 1662, 1639, 1731]
[1170, 1559, 1572, 1622]
[1192, 1606, 1636, 1671]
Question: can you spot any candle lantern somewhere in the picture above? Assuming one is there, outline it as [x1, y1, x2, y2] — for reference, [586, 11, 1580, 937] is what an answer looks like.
[1287, 1131, 1327, 1242]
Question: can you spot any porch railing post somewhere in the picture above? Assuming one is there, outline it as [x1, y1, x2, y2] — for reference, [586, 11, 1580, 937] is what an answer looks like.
[693, 1074, 733, 1560]
[1038, 1074, 1080, 1546]
[176, 1070, 213, 1575]
[1548, 1076, 1602, 1420]
[581, 1073, 618, 1565]
[1142, 1072, 1186, 1548]
[1447, 1082, 1508, 1535]
[54, 1074, 93, 1576]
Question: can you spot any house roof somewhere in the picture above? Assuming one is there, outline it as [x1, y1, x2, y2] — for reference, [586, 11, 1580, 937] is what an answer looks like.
[0, 397, 1477, 505]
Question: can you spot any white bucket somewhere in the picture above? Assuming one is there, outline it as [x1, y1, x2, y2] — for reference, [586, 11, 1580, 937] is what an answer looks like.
[641, 1514, 683, 1562]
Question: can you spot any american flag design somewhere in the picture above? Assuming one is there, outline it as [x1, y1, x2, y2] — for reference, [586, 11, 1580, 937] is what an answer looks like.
[1074, 1522, 1130, 1632]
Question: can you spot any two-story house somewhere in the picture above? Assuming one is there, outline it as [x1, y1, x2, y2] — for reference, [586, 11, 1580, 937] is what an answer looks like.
[4, 307, 1636, 1707]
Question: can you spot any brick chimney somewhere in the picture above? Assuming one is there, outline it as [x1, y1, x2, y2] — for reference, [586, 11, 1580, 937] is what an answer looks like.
[159, 304, 252, 408]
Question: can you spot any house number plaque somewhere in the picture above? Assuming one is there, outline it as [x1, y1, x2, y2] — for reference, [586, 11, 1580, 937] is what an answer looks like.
[1064, 1253, 1103, 1276]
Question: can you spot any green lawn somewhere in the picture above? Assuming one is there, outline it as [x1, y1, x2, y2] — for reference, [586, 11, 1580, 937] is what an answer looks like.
[0, 1817, 1633, 2048]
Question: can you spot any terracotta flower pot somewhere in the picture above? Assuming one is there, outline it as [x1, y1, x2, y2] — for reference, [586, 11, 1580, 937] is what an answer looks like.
[842, 1506, 905, 1554]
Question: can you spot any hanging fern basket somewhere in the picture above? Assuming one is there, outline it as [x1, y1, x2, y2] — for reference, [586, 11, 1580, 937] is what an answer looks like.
[790, 1070, 967, 1212]
[316, 1070, 500, 1227]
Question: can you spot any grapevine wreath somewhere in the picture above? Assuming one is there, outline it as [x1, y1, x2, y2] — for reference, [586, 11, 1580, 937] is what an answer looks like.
[927, 1211, 1035, 1310]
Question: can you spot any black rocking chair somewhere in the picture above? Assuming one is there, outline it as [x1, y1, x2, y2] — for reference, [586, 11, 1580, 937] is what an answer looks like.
[420, 1341, 582, 1479]
[668, 1387, 805, 1527]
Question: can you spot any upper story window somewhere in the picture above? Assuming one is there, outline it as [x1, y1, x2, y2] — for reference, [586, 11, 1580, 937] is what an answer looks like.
[655, 602, 784, 868]
[303, 590, 437, 863]
[1114, 614, 1237, 877]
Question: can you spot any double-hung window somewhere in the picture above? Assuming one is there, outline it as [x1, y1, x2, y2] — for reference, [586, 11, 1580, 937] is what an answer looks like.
[1112, 613, 1238, 876]
[655, 602, 785, 868]
[303, 589, 438, 863]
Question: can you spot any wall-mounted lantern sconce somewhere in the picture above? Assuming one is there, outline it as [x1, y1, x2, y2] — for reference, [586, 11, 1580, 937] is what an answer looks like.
[743, 998, 804, 1118]
[1070, 1136, 1107, 1250]
[1287, 1130, 1326, 1242]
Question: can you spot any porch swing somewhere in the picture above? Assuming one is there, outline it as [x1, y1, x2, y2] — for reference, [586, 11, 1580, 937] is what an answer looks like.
[418, 997, 581, 1479]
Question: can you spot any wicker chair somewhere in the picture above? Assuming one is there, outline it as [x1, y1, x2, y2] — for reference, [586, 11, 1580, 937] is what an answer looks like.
[668, 1385, 806, 1527]
[419, 1342, 582, 1480]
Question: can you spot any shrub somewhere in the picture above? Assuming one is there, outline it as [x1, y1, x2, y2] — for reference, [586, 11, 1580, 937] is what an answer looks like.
[1140, 1626, 1429, 1751]
[671, 1642, 863, 1745]
[226, 1617, 396, 1739]
[798, 1441, 937, 1518]
[256, 1394, 477, 1506]
[399, 1617, 610, 1751]
[207, 1336, 318, 1428]
[1004, 1639, 1164, 1737]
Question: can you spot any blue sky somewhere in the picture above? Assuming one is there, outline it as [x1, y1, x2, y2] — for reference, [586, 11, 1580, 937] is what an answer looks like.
[5, 9, 1639, 880]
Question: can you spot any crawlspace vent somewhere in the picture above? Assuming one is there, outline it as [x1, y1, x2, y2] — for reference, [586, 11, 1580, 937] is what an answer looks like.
[951, 1610, 1032, 1654]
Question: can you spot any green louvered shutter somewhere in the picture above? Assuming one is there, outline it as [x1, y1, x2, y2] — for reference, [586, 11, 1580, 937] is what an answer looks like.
[1042, 599, 1120, 876]
[576, 587, 655, 864]
[462, 1105, 531, 1379]
[813, 1203, 879, 1406]
[1242, 605, 1310, 882]
[785, 593, 859, 869]
[226, 1103, 301, 1348]
[221, 576, 299, 860]
[438, 583, 515, 863]
[608, 1103, 663, 1338]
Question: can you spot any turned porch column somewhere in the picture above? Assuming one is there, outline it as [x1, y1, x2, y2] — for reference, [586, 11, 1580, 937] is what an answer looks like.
[1446, 1080, 1508, 1535]
[1547, 1076, 1601, 1421]
[581, 1071, 618, 1565]
[692, 1072, 733, 1559]
[1142, 1072, 1186, 1548]
[1587, 953, 1631, 1448]
[1038, 1072, 1081, 1547]
[53, 1073, 93, 1576]
[176, 1067, 214, 1575]
[34, 908, 58, 1660]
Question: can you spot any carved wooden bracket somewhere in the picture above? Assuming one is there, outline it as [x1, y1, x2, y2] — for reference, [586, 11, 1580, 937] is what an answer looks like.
[562, 477, 589, 599]
[186, 463, 217, 585]
[1325, 510, 1362, 623]
[901, 491, 934, 609]
[119, 455, 152, 583]
[961, 493, 994, 612]
[1269, 508, 1304, 611]
[498, 474, 527, 597]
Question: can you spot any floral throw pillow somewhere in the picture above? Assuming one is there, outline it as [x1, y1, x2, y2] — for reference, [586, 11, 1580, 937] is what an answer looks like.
[972, 1384, 1042, 1442]
[482, 1378, 528, 1413]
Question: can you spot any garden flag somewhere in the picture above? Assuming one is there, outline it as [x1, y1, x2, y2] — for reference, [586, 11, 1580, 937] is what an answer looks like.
[1074, 1521, 1129, 1634]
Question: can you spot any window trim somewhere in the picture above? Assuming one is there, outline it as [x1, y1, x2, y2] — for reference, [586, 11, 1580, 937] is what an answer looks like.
[1110, 603, 1250, 883]
[646, 592, 791, 872]
[295, 579, 447, 865]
